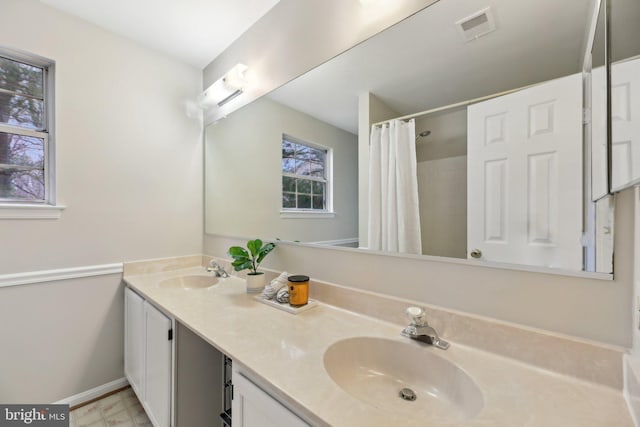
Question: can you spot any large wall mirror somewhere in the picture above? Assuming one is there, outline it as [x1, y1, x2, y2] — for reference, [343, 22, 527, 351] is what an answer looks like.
[609, 0, 640, 191]
[205, 0, 617, 275]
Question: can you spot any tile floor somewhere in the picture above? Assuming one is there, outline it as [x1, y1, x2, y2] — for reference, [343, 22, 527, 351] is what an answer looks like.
[70, 387, 152, 427]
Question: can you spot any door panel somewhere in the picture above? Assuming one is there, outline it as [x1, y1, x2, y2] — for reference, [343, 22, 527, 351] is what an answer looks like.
[144, 302, 172, 427]
[232, 371, 309, 427]
[468, 73, 582, 270]
[611, 58, 640, 190]
[124, 288, 145, 398]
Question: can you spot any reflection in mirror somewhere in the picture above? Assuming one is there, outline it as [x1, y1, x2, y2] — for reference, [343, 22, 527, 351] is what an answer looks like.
[590, 0, 609, 201]
[205, 0, 615, 274]
[205, 97, 359, 246]
[610, 0, 640, 191]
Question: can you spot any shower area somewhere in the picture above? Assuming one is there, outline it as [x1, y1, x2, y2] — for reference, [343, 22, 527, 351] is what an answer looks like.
[414, 107, 468, 259]
[363, 93, 468, 259]
[363, 68, 585, 270]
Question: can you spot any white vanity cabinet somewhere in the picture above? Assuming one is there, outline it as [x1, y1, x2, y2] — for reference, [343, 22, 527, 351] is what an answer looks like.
[232, 367, 310, 427]
[124, 287, 145, 397]
[125, 287, 173, 427]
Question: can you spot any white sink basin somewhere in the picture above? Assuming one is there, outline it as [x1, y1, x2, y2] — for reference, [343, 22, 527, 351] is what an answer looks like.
[323, 337, 484, 424]
[159, 275, 219, 289]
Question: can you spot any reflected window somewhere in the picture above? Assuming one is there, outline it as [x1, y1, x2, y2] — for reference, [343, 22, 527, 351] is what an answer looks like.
[281, 134, 330, 211]
[0, 50, 53, 203]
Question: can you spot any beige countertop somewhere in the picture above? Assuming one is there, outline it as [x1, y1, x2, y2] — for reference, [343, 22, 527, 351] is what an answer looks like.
[124, 266, 633, 427]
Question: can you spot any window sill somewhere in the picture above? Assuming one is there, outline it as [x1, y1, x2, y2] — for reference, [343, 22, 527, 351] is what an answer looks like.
[0, 203, 66, 219]
[280, 210, 336, 219]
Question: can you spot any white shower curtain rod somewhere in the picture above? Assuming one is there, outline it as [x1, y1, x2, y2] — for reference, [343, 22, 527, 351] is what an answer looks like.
[372, 82, 537, 128]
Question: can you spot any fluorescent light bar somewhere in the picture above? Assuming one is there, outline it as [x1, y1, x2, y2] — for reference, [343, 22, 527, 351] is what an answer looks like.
[198, 63, 249, 108]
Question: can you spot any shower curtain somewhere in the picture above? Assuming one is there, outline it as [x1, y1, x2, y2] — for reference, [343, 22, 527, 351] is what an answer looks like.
[367, 119, 422, 254]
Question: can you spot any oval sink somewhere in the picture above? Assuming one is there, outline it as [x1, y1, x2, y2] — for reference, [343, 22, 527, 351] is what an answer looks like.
[323, 337, 484, 424]
[159, 275, 219, 289]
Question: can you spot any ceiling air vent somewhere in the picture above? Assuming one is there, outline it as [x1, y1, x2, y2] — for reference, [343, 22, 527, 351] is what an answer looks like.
[455, 7, 496, 42]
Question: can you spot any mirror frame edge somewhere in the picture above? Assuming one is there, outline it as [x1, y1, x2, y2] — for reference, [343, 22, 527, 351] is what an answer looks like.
[204, 233, 615, 281]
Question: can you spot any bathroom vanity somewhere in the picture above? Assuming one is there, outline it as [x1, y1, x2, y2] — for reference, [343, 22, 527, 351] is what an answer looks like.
[124, 283, 225, 427]
[123, 258, 308, 427]
[123, 256, 633, 427]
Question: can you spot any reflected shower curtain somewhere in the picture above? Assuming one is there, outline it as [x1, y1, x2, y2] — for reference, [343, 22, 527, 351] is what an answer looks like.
[367, 119, 422, 254]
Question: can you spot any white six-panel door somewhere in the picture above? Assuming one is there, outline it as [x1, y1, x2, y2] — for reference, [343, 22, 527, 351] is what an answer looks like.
[611, 57, 640, 190]
[467, 73, 583, 270]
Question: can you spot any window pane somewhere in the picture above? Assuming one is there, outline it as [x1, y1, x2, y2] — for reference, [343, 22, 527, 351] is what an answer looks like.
[282, 176, 295, 192]
[297, 179, 311, 194]
[0, 168, 45, 201]
[0, 92, 45, 130]
[295, 144, 311, 160]
[310, 161, 324, 178]
[281, 135, 329, 212]
[282, 158, 296, 174]
[282, 192, 296, 208]
[308, 148, 325, 163]
[312, 181, 324, 195]
[312, 195, 324, 210]
[282, 140, 295, 158]
[0, 132, 44, 168]
[297, 194, 311, 209]
[0, 57, 44, 98]
[295, 159, 310, 176]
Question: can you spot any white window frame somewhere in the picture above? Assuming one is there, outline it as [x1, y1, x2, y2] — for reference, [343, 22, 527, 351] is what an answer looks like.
[0, 47, 63, 219]
[280, 134, 334, 218]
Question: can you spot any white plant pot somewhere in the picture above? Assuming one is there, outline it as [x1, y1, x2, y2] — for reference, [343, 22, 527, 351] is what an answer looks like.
[245, 272, 266, 293]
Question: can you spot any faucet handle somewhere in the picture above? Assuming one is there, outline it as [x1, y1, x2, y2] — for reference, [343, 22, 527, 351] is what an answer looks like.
[405, 306, 428, 327]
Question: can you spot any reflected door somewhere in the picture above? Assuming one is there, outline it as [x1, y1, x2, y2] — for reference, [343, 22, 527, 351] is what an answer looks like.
[467, 73, 583, 270]
[611, 58, 640, 190]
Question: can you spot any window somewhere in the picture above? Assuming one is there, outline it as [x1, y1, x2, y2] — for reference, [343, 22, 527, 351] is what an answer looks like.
[0, 49, 55, 207]
[281, 134, 332, 213]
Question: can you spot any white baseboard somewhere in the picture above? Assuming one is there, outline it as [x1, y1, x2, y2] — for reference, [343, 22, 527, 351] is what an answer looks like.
[54, 377, 129, 407]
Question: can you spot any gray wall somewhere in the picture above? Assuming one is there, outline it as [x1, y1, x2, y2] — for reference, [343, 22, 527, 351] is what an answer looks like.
[0, 0, 203, 274]
[1, 0, 202, 402]
[0, 275, 124, 403]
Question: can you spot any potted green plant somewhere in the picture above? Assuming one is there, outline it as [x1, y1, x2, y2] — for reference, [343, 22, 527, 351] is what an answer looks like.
[228, 239, 276, 293]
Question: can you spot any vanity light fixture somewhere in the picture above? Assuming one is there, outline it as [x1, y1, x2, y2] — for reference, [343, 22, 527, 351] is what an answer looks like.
[198, 63, 249, 108]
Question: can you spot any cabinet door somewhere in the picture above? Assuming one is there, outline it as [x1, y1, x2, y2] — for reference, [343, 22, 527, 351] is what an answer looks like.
[144, 301, 172, 427]
[232, 372, 309, 427]
[124, 288, 145, 397]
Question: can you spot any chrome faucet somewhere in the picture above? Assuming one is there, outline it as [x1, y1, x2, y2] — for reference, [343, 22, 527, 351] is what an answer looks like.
[206, 260, 229, 278]
[401, 307, 449, 350]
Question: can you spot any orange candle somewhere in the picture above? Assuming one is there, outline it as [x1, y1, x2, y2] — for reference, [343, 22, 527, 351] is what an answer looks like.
[288, 275, 309, 307]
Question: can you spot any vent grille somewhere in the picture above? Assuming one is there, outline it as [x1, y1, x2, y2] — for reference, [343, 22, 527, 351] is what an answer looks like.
[456, 7, 496, 42]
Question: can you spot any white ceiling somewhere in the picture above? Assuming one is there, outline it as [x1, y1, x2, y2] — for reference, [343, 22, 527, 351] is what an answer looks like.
[267, 0, 592, 134]
[38, 0, 281, 68]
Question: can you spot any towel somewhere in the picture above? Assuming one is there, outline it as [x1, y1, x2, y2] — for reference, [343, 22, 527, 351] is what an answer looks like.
[275, 287, 289, 304]
[260, 271, 289, 300]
